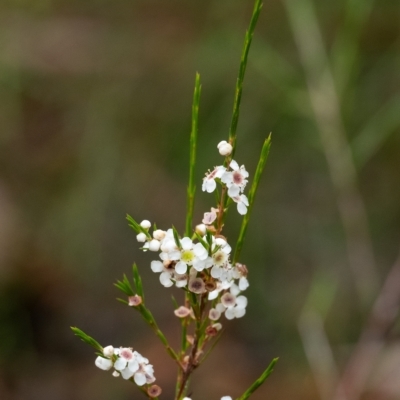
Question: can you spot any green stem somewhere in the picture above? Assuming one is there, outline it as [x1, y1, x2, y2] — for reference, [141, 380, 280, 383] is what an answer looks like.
[186, 72, 201, 237]
[233, 135, 271, 263]
[237, 358, 278, 400]
[138, 304, 182, 368]
[229, 0, 263, 158]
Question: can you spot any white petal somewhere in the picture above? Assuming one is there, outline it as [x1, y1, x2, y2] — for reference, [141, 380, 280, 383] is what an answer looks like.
[113, 358, 127, 371]
[230, 284, 240, 296]
[236, 295, 248, 308]
[120, 367, 135, 380]
[192, 258, 205, 272]
[225, 308, 235, 320]
[234, 307, 246, 318]
[205, 179, 216, 193]
[208, 290, 219, 300]
[136, 233, 147, 243]
[175, 278, 188, 288]
[175, 261, 187, 274]
[216, 303, 226, 313]
[221, 397, 233, 400]
[151, 260, 164, 273]
[180, 237, 193, 250]
[193, 243, 208, 260]
[240, 194, 249, 206]
[128, 359, 139, 373]
[228, 184, 240, 198]
[134, 372, 147, 386]
[169, 250, 181, 261]
[103, 345, 114, 357]
[215, 238, 227, 246]
[160, 272, 173, 287]
[211, 265, 222, 278]
[95, 356, 113, 371]
[239, 277, 249, 291]
[221, 171, 233, 184]
[237, 202, 247, 215]
[217, 140, 228, 149]
[222, 243, 232, 254]
[229, 160, 239, 170]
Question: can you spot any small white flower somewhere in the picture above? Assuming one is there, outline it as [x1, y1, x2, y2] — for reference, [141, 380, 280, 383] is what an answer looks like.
[202, 166, 226, 193]
[95, 356, 113, 371]
[221, 160, 249, 197]
[209, 308, 221, 321]
[239, 276, 249, 291]
[160, 271, 173, 287]
[202, 210, 217, 225]
[140, 220, 151, 229]
[112, 371, 120, 377]
[188, 278, 206, 294]
[217, 140, 233, 156]
[221, 397, 233, 400]
[136, 233, 147, 242]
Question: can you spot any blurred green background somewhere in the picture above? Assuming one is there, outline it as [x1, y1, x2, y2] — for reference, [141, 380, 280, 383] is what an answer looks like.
[0, 0, 399, 399]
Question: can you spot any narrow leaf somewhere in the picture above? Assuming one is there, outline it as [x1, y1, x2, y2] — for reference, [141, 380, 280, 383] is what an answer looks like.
[237, 358, 278, 400]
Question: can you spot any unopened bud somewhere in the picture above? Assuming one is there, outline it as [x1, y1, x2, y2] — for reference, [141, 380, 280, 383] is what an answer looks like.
[103, 345, 114, 357]
[217, 140, 233, 156]
[136, 233, 147, 242]
[153, 229, 166, 241]
[148, 239, 161, 252]
[195, 223, 206, 236]
[140, 220, 151, 229]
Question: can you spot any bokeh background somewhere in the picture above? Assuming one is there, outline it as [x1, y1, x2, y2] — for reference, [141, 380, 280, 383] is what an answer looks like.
[0, 0, 399, 399]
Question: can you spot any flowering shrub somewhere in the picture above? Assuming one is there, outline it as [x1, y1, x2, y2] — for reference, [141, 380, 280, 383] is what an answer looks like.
[71, 0, 278, 399]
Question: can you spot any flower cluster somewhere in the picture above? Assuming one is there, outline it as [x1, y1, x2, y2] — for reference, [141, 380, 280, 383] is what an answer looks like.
[135, 220, 249, 321]
[202, 141, 249, 215]
[95, 346, 156, 386]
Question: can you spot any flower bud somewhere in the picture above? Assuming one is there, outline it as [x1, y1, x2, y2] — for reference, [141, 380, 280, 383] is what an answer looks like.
[95, 356, 113, 371]
[148, 239, 161, 252]
[140, 220, 151, 229]
[217, 140, 233, 156]
[103, 345, 114, 357]
[195, 223, 206, 235]
[136, 233, 147, 242]
[153, 229, 166, 241]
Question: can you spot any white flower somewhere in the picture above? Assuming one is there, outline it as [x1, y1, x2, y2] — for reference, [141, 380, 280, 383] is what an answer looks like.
[140, 220, 151, 229]
[95, 356, 113, 371]
[217, 140, 233, 156]
[209, 308, 221, 321]
[221, 160, 249, 197]
[225, 295, 248, 320]
[114, 348, 139, 374]
[136, 233, 147, 242]
[202, 166, 226, 193]
[221, 397, 233, 400]
[202, 210, 217, 225]
[232, 194, 249, 215]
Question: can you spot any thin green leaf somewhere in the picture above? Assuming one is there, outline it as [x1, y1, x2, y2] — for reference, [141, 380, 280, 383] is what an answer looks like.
[194, 232, 209, 250]
[237, 358, 279, 400]
[132, 263, 144, 299]
[229, 0, 263, 158]
[172, 225, 182, 249]
[233, 135, 271, 263]
[186, 73, 201, 237]
[71, 327, 103, 352]
[126, 214, 151, 238]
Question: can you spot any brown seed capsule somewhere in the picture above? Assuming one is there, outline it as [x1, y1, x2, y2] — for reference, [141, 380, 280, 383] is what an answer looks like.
[205, 280, 217, 292]
[235, 263, 248, 277]
[147, 384, 162, 398]
[174, 306, 191, 318]
[205, 325, 218, 337]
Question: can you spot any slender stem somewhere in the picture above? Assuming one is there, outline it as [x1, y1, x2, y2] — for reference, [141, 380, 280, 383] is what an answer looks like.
[138, 305, 182, 368]
[186, 73, 201, 237]
[229, 0, 263, 158]
[233, 136, 271, 263]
